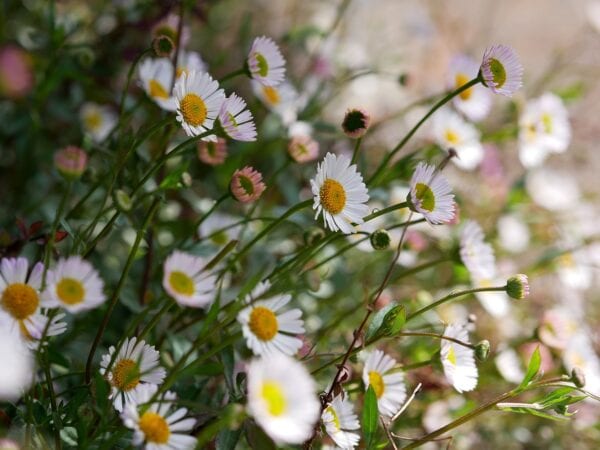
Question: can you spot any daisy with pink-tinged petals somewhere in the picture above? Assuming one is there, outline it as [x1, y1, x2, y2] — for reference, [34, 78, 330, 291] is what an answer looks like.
[247, 36, 286, 87]
[407, 162, 455, 225]
[197, 138, 228, 165]
[288, 135, 319, 163]
[230, 166, 266, 203]
[218, 93, 257, 141]
[479, 45, 523, 97]
[54, 146, 88, 180]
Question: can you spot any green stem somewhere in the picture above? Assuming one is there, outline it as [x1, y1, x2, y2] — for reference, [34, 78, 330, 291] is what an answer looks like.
[42, 181, 72, 288]
[42, 350, 62, 450]
[363, 201, 408, 222]
[398, 331, 476, 349]
[351, 137, 362, 165]
[119, 48, 152, 119]
[219, 67, 246, 83]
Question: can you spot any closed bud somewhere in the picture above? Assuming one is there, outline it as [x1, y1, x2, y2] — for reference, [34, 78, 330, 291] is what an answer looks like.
[370, 229, 391, 250]
[571, 367, 586, 388]
[54, 146, 87, 180]
[506, 274, 530, 299]
[475, 340, 491, 361]
[152, 34, 175, 57]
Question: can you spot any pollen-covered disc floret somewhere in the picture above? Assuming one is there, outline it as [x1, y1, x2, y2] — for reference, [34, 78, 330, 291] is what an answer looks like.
[311, 152, 369, 234]
[408, 162, 455, 224]
[433, 109, 484, 170]
[247, 36, 286, 87]
[43, 256, 106, 313]
[440, 324, 478, 393]
[162, 250, 217, 308]
[174, 70, 225, 139]
[218, 93, 257, 141]
[448, 54, 491, 122]
[138, 57, 177, 111]
[480, 45, 523, 96]
[362, 349, 407, 417]
[237, 281, 304, 356]
[246, 353, 320, 444]
[100, 337, 166, 412]
[322, 392, 361, 449]
[121, 384, 197, 449]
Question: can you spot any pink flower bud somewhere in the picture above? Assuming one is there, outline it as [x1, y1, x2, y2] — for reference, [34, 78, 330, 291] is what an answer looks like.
[230, 166, 266, 203]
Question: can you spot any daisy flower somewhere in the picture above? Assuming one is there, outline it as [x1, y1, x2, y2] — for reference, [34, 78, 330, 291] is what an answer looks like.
[479, 45, 523, 96]
[288, 134, 319, 163]
[138, 58, 177, 111]
[407, 162, 455, 224]
[42, 256, 106, 313]
[459, 220, 496, 279]
[246, 353, 320, 444]
[217, 93, 257, 141]
[230, 166, 266, 203]
[362, 349, 407, 417]
[322, 393, 360, 449]
[311, 152, 370, 234]
[173, 70, 225, 139]
[162, 250, 217, 308]
[440, 324, 478, 393]
[80, 102, 116, 142]
[0, 326, 33, 401]
[432, 109, 484, 170]
[447, 54, 491, 122]
[198, 212, 241, 246]
[176, 50, 207, 79]
[121, 383, 197, 449]
[246, 36, 286, 87]
[237, 281, 304, 356]
[251, 80, 301, 126]
[100, 337, 166, 412]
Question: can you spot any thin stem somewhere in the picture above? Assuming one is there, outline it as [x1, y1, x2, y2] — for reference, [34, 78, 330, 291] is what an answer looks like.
[42, 181, 72, 288]
[169, 0, 185, 92]
[398, 331, 476, 350]
[42, 349, 62, 450]
[218, 67, 246, 83]
[351, 137, 362, 165]
[363, 201, 408, 222]
[119, 48, 152, 119]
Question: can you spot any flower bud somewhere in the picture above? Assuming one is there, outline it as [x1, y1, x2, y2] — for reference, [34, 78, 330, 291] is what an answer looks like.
[198, 138, 227, 166]
[230, 166, 266, 203]
[506, 274, 530, 299]
[114, 189, 132, 212]
[288, 135, 319, 163]
[341, 108, 371, 139]
[152, 34, 175, 57]
[475, 340, 491, 361]
[370, 229, 391, 250]
[54, 146, 88, 180]
[571, 367, 586, 388]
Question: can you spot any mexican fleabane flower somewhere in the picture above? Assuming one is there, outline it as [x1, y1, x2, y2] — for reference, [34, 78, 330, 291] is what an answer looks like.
[217, 93, 257, 141]
[479, 45, 523, 96]
[447, 54, 491, 122]
[198, 212, 241, 246]
[100, 337, 166, 412]
[432, 109, 484, 170]
[162, 250, 217, 308]
[460, 220, 496, 279]
[322, 393, 360, 449]
[518, 92, 571, 168]
[246, 36, 286, 86]
[0, 326, 33, 401]
[43, 256, 106, 313]
[362, 349, 407, 417]
[288, 134, 319, 163]
[80, 102, 117, 142]
[174, 70, 225, 139]
[138, 57, 177, 111]
[246, 353, 320, 444]
[197, 138, 227, 165]
[311, 152, 369, 234]
[440, 324, 478, 393]
[176, 50, 207, 79]
[407, 162, 455, 224]
[252, 80, 300, 126]
[121, 384, 197, 449]
[237, 281, 304, 356]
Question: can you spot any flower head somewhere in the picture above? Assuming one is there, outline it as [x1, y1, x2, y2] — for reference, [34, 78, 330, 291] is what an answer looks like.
[138, 58, 177, 111]
[408, 162, 455, 224]
[322, 393, 360, 449]
[0, 326, 34, 401]
[440, 324, 478, 393]
[176, 50, 207, 79]
[480, 45, 523, 96]
[433, 109, 484, 170]
[238, 281, 304, 356]
[288, 135, 319, 163]
[162, 250, 217, 308]
[100, 337, 166, 412]
[198, 212, 241, 246]
[362, 350, 407, 417]
[230, 166, 266, 203]
[197, 138, 228, 166]
[506, 274, 529, 299]
[54, 146, 88, 180]
[341, 108, 371, 139]
[80, 103, 117, 143]
[247, 36, 286, 87]
[218, 93, 257, 141]
[460, 220, 496, 279]
[246, 353, 320, 444]
[447, 54, 491, 122]
[174, 70, 225, 139]
[311, 153, 369, 234]
[252, 81, 300, 126]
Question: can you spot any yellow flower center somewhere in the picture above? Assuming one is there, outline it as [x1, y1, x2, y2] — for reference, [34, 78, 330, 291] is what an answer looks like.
[414, 182, 435, 212]
[541, 113, 553, 134]
[149, 79, 169, 99]
[325, 405, 341, 430]
[56, 278, 86, 305]
[444, 129, 460, 145]
[1, 283, 39, 320]
[169, 271, 195, 296]
[368, 371, 385, 399]
[139, 411, 171, 444]
[447, 345, 457, 366]
[262, 86, 280, 105]
[455, 73, 473, 100]
[255, 53, 269, 77]
[489, 58, 507, 88]
[248, 306, 278, 341]
[111, 358, 141, 391]
[180, 93, 207, 127]
[84, 111, 102, 131]
[319, 178, 346, 215]
[261, 381, 287, 416]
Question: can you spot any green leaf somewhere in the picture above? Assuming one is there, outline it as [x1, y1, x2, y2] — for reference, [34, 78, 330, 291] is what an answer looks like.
[518, 346, 541, 390]
[365, 304, 395, 342]
[245, 421, 276, 450]
[363, 385, 379, 450]
[159, 161, 189, 190]
[498, 406, 569, 422]
[60, 427, 78, 446]
[216, 428, 242, 450]
[381, 304, 406, 337]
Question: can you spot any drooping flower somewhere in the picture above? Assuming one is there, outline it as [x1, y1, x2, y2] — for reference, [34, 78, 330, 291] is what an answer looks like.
[100, 337, 166, 412]
[288, 135, 319, 163]
[237, 281, 304, 356]
[362, 349, 407, 417]
[479, 45, 523, 96]
[432, 109, 484, 170]
[43, 256, 106, 313]
[407, 162, 455, 224]
[173, 70, 225, 139]
[121, 384, 197, 449]
[54, 145, 88, 180]
[447, 54, 491, 122]
[341, 108, 371, 139]
[246, 36, 286, 87]
[440, 324, 478, 393]
[138, 57, 177, 111]
[246, 353, 320, 444]
[80, 103, 117, 142]
[197, 138, 228, 165]
[311, 153, 369, 234]
[230, 166, 266, 203]
[322, 393, 361, 449]
[218, 93, 257, 141]
[162, 250, 217, 308]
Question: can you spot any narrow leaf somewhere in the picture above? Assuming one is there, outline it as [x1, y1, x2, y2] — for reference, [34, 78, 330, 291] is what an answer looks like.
[518, 346, 541, 390]
[362, 385, 379, 449]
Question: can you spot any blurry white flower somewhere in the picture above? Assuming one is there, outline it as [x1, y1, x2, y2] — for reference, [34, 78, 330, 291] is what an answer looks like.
[362, 349, 407, 417]
[556, 248, 593, 291]
[176, 50, 207, 78]
[198, 212, 241, 245]
[322, 393, 360, 449]
[247, 36, 286, 86]
[497, 214, 530, 253]
[447, 54, 491, 122]
[460, 220, 495, 279]
[408, 162, 455, 224]
[440, 324, 478, 393]
[0, 326, 34, 401]
[494, 348, 524, 383]
[252, 80, 302, 126]
[80, 102, 116, 142]
[526, 168, 580, 211]
[162, 250, 217, 308]
[563, 333, 600, 397]
[473, 276, 511, 318]
[138, 57, 177, 111]
[432, 109, 484, 170]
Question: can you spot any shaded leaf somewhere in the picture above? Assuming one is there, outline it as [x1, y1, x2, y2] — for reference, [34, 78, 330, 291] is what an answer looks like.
[363, 385, 379, 450]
